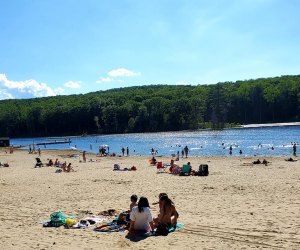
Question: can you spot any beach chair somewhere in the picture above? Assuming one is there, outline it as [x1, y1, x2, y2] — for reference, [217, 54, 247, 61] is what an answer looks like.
[35, 158, 44, 168]
[157, 162, 167, 173]
[180, 164, 191, 176]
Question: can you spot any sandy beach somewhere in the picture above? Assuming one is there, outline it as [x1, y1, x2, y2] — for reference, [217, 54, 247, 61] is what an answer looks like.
[0, 148, 299, 250]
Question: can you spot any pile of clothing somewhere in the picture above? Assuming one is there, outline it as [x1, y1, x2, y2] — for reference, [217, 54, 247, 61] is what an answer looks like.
[42, 211, 105, 229]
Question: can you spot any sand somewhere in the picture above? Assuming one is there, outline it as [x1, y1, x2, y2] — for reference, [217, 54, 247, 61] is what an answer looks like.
[0, 149, 299, 250]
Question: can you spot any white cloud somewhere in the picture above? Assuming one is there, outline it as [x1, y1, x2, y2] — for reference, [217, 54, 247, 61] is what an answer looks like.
[0, 89, 14, 99]
[0, 73, 64, 99]
[108, 68, 140, 77]
[96, 68, 141, 84]
[96, 77, 113, 84]
[64, 81, 81, 88]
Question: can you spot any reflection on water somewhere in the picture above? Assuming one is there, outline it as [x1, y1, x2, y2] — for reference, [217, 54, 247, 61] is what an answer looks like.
[11, 126, 300, 156]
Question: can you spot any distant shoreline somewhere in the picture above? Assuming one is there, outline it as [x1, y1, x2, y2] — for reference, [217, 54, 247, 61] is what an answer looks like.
[10, 122, 300, 140]
[241, 122, 300, 128]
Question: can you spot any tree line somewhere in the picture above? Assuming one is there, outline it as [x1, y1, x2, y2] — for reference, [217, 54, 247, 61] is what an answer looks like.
[0, 74, 299, 137]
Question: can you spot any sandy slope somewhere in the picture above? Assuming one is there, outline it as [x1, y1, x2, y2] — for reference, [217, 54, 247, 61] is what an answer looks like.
[0, 149, 299, 250]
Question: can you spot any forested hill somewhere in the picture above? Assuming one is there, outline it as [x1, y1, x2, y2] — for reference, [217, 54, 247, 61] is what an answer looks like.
[0, 75, 299, 137]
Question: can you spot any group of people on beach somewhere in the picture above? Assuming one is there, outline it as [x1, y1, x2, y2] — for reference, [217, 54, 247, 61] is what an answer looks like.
[151, 157, 194, 175]
[121, 147, 130, 156]
[125, 193, 178, 235]
[45, 159, 74, 172]
[28, 146, 41, 156]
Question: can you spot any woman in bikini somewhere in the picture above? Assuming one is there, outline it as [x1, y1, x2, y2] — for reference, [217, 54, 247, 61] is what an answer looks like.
[154, 194, 178, 228]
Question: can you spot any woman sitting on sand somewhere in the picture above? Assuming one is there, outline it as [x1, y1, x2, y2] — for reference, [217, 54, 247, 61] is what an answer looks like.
[170, 160, 181, 174]
[129, 197, 154, 233]
[156, 195, 178, 228]
[46, 159, 53, 167]
[54, 159, 60, 167]
[63, 163, 74, 172]
[252, 159, 261, 164]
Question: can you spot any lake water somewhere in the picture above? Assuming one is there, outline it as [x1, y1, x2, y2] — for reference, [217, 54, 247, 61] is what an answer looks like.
[11, 126, 300, 157]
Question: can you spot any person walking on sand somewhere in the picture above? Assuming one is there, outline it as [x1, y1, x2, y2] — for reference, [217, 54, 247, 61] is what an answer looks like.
[83, 151, 86, 162]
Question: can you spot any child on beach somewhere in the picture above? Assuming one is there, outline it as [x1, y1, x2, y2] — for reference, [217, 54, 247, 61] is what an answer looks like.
[129, 194, 138, 212]
[119, 194, 138, 223]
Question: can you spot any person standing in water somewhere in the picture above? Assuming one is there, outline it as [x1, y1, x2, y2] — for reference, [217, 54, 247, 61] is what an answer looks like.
[293, 143, 297, 156]
[184, 146, 189, 158]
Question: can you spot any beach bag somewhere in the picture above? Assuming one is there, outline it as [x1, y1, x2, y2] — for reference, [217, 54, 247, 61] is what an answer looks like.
[155, 223, 169, 236]
[49, 211, 67, 227]
[198, 164, 209, 176]
[202, 164, 209, 176]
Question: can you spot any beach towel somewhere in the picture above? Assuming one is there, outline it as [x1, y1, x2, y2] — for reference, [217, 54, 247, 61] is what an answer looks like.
[167, 223, 184, 232]
[83, 216, 105, 225]
[94, 221, 129, 232]
[66, 216, 105, 229]
[113, 167, 137, 171]
[128, 223, 184, 237]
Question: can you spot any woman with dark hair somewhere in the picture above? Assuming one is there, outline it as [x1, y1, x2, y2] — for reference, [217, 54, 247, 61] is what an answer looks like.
[129, 197, 154, 233]
[158, 195, 178, 228]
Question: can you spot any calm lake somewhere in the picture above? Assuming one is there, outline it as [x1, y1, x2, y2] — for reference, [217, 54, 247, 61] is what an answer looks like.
[11, 126, 300, 157]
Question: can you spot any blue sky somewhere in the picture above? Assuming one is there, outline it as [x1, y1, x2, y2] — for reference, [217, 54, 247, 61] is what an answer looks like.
[0, 0, 299, 99]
